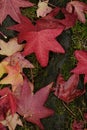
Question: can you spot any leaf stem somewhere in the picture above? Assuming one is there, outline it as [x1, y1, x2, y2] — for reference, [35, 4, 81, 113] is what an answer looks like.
[0, 32, 7, 39]
[62, 101, 76, 118]
[77, 107, 84, 120]
[30, 68, 34, 84]
[0, 94, 7, 100]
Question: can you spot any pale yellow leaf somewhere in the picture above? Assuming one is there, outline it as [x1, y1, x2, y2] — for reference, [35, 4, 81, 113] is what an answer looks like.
[1, 113, 23, 130]
[0, 37, 24, 56]
[37, 0, 52, 17]
[0, 61, 8, 78]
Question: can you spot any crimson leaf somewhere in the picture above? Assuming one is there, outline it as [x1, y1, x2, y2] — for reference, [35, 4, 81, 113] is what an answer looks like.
[16, 77, 54, 129]
[0, 0, 33, 24]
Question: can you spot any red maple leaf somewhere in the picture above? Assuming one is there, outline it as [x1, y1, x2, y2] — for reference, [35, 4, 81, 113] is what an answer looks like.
[36, 7, 77, 30]
[36, 7, 63, 30]
[20, 27, 65, 67]
[8, 7, 61, 32]
[16, 77, 54, 129]
[71, 50, 87, 84]
[0, 87, 17, 121]
[54, 74, 85, 103]
[57, 8, 77, 29]
[8, 15, 35, 33]
[72, 120, 84, 130]
[84, 113, 87, 121]
[8, 10, 62, 32]
[0, 0, 33, 24]
[66, 1, 87, 23]
[8, 7, 77, 31]
[0, 123, 6, 130]
[8, 14, 65, 67]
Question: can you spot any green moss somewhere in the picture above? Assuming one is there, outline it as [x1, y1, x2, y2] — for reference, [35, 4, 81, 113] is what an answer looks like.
[16, 119, 39, 130]
[61, 44, 77, 80]
[23, 54, 43, 80]
[21, 6, 37, 21]
[72, 21, 87, 50]
[1, 1, 87, 130]
[61, 20, 87, 80]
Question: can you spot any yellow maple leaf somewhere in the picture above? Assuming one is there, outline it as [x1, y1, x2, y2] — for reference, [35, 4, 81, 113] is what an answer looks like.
[0, 64, 23, 91]
[0, 61, 8, 78]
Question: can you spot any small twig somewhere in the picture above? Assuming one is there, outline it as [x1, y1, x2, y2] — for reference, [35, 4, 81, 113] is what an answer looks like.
[77, 107, 84, 120]
[0, 94, 7, 100]
[62, 101, 76, 117]
[47, 2, 57, 8]
[0, 32, 7, 39]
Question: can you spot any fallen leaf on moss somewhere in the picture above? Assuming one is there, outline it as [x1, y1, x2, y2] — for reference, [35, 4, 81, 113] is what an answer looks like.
[4, 52, 34, 72]
[54, 74, 85, 103]
[37, 0, 52, 17]
[7, 15, 35, 33]
[37, 7, 77, 30]
[16, 77, 54, 129]
[66, 1, 87, 23]
[8, 14, 65, 67]
[0, 123, 6, 130]
[0, 64, 23, 92]
[0, 0, 33, 24]
[0, 61, 8, 78]
[0, 38, 24, 56]
[0, 87, 17, 119]
[71, 50, 87, 84]
[1, 112, 23, 130]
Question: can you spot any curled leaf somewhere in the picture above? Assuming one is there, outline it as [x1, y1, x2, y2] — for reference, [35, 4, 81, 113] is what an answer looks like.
[54, 74, 85, 103]
[66, 1, 87, 23]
